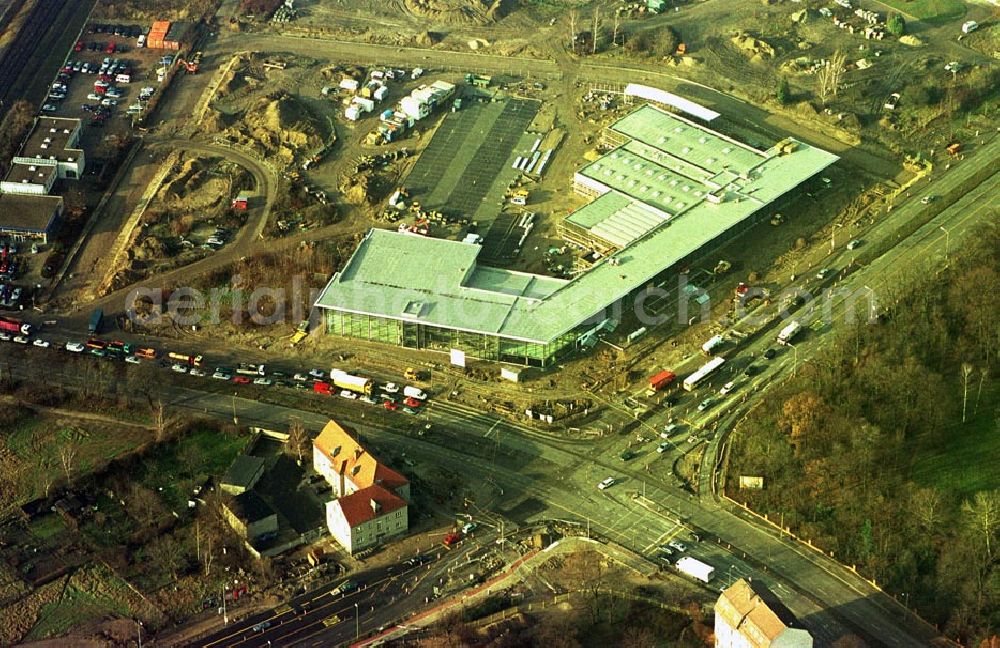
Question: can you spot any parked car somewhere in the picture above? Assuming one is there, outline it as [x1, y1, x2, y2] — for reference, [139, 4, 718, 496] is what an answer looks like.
[667, 540, 687, 552]
[41, 104, 57, 112]
[381, 382, 399, 393]
[661, 423, 680, 438]
[33, 339, 50, 348]
[232, 376, 251, 384]
[253, 377, 272, 386]
[171, 363, 188, 373]
[65, 341, 85, 352]
[763, 348, 777, 360]
[597, 477, 616, 490]
[340, 390, 357, 400]
[124, 355, 141, 364]
[190, 367, 207, 377]
[384, 400, 398, 411]
[697, 397, 714, 412]
[308, 368, 326, 380]
[719, 380, 736, 395]
[212, 371, 232, 380]
[846, 239, 862, 250]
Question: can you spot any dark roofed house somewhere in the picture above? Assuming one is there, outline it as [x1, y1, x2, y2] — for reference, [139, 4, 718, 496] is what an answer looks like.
[220, 455, 266, 495]
[0, 194, 63, 243]
[222, 491, 278, 540]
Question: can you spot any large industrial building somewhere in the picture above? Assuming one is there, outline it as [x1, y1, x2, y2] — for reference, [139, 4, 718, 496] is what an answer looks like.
[314, 102, 837, 367]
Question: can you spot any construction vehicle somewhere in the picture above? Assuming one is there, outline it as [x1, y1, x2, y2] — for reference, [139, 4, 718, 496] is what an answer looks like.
[713, 259, 731, 275]
[946, 142, 961, 156]
[177, 52, 201, 74]
[510, 189, 529, 206]
[676, 43, 687, 56]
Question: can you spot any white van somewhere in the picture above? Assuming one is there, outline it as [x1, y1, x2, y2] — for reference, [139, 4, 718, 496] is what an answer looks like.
[403, 386, 427, 400]
[137, 33, 146, 48]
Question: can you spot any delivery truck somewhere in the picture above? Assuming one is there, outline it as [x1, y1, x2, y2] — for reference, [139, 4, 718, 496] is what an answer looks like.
[675, 557, 715, 584]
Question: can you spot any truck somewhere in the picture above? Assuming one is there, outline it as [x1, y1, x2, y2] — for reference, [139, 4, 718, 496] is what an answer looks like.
[403, 385, 428, 400]
[674, 557, 715, 583]
[236, 363, 266, 376]
[167, 351, 204, 367]
[314, 381, 333, 396]
[330, 369, 374, 395]
[777, 320, 802, 345]
[0, 316, 31, 336]
[962, 20, 978, 34]
[649, 370, 676, 391]
[701, 334, 724, 355]
[89, 309, 103, 335]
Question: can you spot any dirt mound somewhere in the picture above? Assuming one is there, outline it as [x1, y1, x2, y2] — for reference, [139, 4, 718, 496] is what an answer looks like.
[158, 155, 231, 211]
[216, 92, 325, 166]
[404, 0, 506, 24]
[732, 32, 775, 59]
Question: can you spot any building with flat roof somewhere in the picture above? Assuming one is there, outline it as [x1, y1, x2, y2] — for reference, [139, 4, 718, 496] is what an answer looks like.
[222, 491, 278, 541]
[314, 103, 837, 367]
[12, 117, 85, 179]
[220, 455, 267, 495]
[0, 194, 63, 243]
[1, 162, 57, 195]
[715, 579, 813, 648]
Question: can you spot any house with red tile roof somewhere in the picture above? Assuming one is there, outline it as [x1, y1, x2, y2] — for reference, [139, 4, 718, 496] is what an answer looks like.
[312, 420, 410, 554]
[715, 579, 813, 648]
[326, 484, 408, 554]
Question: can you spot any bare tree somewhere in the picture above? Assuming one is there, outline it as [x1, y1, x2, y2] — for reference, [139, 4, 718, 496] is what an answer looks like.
[816, 50, 846, 104]
[286, 422, 310, 465]
[568, 10, 578, 53]
[962, 362, 974, 423]
[974, 366, 988, 415]
[612, 11, 620, 48]
[59, 444, 77, 485]
[592, 8, 600, 55]
[962, 490, 998, 562]
[154, 399, 167, 442]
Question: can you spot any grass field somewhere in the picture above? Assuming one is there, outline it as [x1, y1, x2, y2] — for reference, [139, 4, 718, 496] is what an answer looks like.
[25, 565, 139, 641]
[875, 0, 965, 22]
[911, 390, 999, 497]
[139, 427, 246, 509]
[4, 414, 150, 505]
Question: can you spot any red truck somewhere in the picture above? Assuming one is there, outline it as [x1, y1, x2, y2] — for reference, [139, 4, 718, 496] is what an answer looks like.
[649, 370, 676, 391]
[313, 381, 333, 396]
[0, 317, 31, 336]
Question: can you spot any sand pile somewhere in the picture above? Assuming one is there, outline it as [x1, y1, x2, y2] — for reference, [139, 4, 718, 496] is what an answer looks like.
[404, 0, 506, 24]
[217, 92, 325, 165]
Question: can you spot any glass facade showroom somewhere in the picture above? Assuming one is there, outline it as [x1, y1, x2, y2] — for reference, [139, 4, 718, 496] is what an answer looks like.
[325, 310, 582, 367]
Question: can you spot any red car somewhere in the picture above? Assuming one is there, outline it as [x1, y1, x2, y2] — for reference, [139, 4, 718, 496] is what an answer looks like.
[403, 396, 422, 408]
[383, 400, 398, 412]
[74, 40, 85, 52]
[443, 533, 461, 548]
[232, 375, 251, 384]
[105, 42, 115, 54]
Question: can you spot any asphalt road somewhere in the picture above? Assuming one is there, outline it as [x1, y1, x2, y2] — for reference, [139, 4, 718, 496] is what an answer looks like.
[3, 149, 996, 644]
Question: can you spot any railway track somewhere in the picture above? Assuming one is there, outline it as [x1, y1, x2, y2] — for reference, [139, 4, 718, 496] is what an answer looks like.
[0, 0, 87, 123]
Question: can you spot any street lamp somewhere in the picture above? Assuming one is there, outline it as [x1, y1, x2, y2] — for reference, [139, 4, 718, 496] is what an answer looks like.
[355, 601, 360, 639]
[939, 225, 950, 260]
[232, 392, 238, 426]
[136, 620, 143, 648]
[830, 223, 844, 253]
[222, 584, 228, 625]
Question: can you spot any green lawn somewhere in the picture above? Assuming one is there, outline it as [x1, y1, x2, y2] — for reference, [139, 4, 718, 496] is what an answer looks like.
[876, 0, 965, 23]
[911, 402, 999, 497]
[25, 569, 135, 641]
[140, 427, 246, 508]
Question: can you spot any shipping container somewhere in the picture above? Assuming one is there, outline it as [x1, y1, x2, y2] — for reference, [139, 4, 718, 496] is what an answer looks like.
[649, 370, 676, 391]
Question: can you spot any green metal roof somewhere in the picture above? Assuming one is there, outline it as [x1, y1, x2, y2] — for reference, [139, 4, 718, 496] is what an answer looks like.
[315, 104, 838, 345]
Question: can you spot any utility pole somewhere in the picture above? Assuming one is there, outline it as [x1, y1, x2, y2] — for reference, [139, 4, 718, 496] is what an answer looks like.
[355, 601, 360, 639]
[222, 584, 228, 625]
[136, 620, 142, 648]
[232, 392, 238, 426]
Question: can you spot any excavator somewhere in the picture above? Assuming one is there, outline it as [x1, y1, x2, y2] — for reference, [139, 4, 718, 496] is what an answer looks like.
[177, 51, 202, 74]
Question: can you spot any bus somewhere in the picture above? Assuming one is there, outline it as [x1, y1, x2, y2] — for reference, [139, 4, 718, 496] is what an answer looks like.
[682, 357, 725, 392]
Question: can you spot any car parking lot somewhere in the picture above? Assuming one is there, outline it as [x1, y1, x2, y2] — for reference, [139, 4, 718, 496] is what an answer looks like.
[45, 22, 170, 140]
